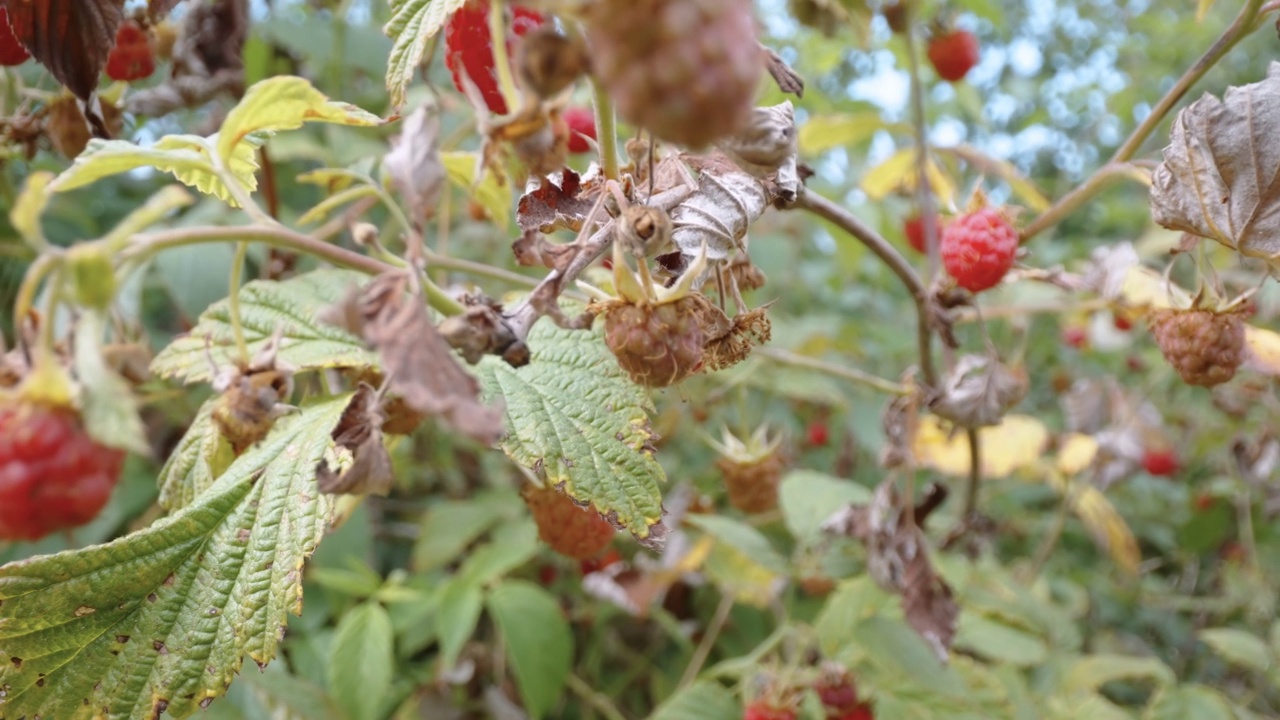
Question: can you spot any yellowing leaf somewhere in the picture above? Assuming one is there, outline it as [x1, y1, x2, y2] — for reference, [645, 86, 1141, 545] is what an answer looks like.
[297, 168, 358, 193]
[1196, 0, 1217, 21]
[1057, 433, 1099, 476]
[442, 151, 512, 229]
[703, 542, 783, 608]
[798, 111, 907, 155]
[938, 144, 1052, 212]
[913, 414, 1048, 479]
[10, 171, 54, 248]
[216, 76, 383, 165]
[1072, 484, 1141, 575]
[861, 149, 956, 208]
[1244, 325, 1280, 376]
[1115, 264, 1191, 311]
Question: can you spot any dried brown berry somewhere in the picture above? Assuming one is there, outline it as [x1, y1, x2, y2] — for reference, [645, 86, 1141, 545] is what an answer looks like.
[523, 482, 616, 560]
[712, 427, 784, 514]
[515, 25, 589, 100]
[1149, 307, 1246, 387]
[604, 297, 707, 387]
[583, 0, 764, 148]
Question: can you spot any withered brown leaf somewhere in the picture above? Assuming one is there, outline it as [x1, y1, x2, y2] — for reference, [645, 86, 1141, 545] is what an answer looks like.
[317, 383, 394, 496]
[1151, 62, 1280, 266]
[321, 273, 506, 445]
[824, 480, 958, 662]
[929, 355, 1028, 429]
[384, 102, 446, 224]
[516, 167, 599, 234]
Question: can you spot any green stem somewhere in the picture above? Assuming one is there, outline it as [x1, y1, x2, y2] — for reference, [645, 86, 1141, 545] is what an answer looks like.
[1109, 0, 1264, 164]
[489, 0, 520, 115]
[590, 76, 620, 180]
[12, 253, 61, 334]
[678, 593, 734, 689]
[755, 346, 910, 396]
[1020, 163, 1147, 243]
[565, 673, 628, 720]
[227, 241, 250, 361]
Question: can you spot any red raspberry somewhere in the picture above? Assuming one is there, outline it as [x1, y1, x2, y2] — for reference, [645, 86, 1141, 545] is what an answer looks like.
[0, 401, 125, 541]
[1113, 313, 1134, 331]
[940, 207, 1018, 293]
[0, 8, 29, 66]
[815, 672, 860, 714]
[105, 21, 156, 82]
[806, 421, 829, 447]
[564, 106, 597, 154]
[1142, 449, 1179, 477]
[523, 483, 616, 560]
[1062, 326, 1087, 349]
[833, 706, 875, 720]
[445, 1, 545, 115]
[904, 214, 926, 253]
[927, 28, 980, 82]
[743, 702, 796, 720]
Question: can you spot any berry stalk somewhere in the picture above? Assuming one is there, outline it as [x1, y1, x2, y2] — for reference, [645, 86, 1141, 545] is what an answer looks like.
[488, 0, 521, 116]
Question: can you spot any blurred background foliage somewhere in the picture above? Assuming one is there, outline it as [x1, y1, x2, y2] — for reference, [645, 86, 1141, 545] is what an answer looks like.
[4, 0, 1280, 717]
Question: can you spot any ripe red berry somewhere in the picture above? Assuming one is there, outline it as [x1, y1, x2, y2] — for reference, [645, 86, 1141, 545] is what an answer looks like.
[833, 706, 875, 720]
[806, 421, 829, 447]
[940, 207, 1018, 293]
[444, 1, 545, 115]
[0, 8, 29, 66]
[1193, 494, 1216, 512]
[1113, 313, 1134, 331]
[1062, 326, 1087, 349]
[927, 28, 980, 83]
[104, 21, 155, 82]
[815, 672, 860, 714]
[1142, 449, 1179, 477]
[904, 214, 926, 253]
[564, 106, 597, 154]
[743, 702, 797, 720]
[523, 483, 616, 560]
[0, 401, 125, 541]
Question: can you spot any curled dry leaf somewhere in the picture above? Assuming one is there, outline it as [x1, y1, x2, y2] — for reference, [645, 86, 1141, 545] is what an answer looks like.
[438, 302, 530, 367]
[761, 45, 804, 98]
[1151, 62, 1280, 268]
[670, 153, 777, 263]
[823, 480, 958, 662]
[209, 328, 297, 455]
[929, 354, 1028, 429]
[320, 272, 506, 445]
[384, 102, 446, 223]
[715, 102, 801, 200]
[516, 166, 601, 234]
[317, 383, 394, 496]
[701, 305, 772, 373]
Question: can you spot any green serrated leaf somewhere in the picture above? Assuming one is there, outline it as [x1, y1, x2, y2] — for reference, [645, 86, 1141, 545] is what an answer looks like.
[73, 312, 149, 455]
[648, 680, 739, 720]
[217, 77, 382, 165]
[49, 135, 260, 207]
[954, 613, 1049, 668]
[150, 269, 377, 383]
[384, 0, 467, 108]
[411, 489, 523, 571]
[0, 395, 347, 720]
[855, 616, 967, 698]
[434, 577, 484, 670]
[1198, 628, 1274, 674]
[1063, 654, 1176, 694]
[477, 322, 665, 541]
[778, 470, 871, 545]
[456, 519, 539, 585]
[10, 171, 54, 249]
[487, 581, 571, 719]
[441, 151, 511, 229]
[327, 602, 395, 720]
[157, 397, 236, 512]
[1145, 685, 1235, 720]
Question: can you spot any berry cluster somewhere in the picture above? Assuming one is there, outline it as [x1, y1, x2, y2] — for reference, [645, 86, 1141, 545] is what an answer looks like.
[1148, 307, 1246, 387]
[105, 20, 156, 82]
[940, 207, 1018, 293]
[0, 401, 125, 541]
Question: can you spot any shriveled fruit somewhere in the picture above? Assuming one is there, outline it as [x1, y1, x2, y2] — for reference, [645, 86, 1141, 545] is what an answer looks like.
[523, 482, 616, 560]
[713, 427, 784, 514]
[445, 1, 545, 115]
[940, 206, 1018, 293]
[927, 28, 980, 82]
[604, 298, 706, 387]
[0, 8, 29, 66]
[584, 0, 764, 147]
[565, 106, 597, 154]
[1148, 307, 1245, 387]
[105, 20, 156, 82]
[514, 25, 589, 100]
[0, 400, 125, 540]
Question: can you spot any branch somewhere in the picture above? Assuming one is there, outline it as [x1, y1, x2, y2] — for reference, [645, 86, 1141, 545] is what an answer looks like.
[755, 347, 910, 396]
[790, 189, 937, 387]
[1108, 0, 1265, 165]
[1019, 163, 1148, 243]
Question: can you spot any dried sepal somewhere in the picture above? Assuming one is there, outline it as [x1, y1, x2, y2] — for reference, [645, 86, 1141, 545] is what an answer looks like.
[317, 382, 394, 496]
[208, 328, 297, 455]
[929, 355, 1028, 428]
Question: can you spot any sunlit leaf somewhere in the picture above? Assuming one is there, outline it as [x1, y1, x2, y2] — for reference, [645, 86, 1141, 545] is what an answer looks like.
[913, 414, 1048, 479]
[216, 76, 383, 165]
[442, 151, 512, 229]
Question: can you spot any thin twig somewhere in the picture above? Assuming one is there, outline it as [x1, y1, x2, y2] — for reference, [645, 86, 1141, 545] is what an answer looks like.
[756, 347, 910, 396]
[565, 673, 629, 720]
[679, 593, 734, 689]
[1019, 163, 1147, 243]
[962, 428, 981, 519]
[790, 190, 936, 387]
[1110, 0, 1265, 165]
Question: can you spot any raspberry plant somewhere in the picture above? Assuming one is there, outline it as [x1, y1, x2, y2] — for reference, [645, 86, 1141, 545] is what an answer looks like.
[4, 0, 1280, 718]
